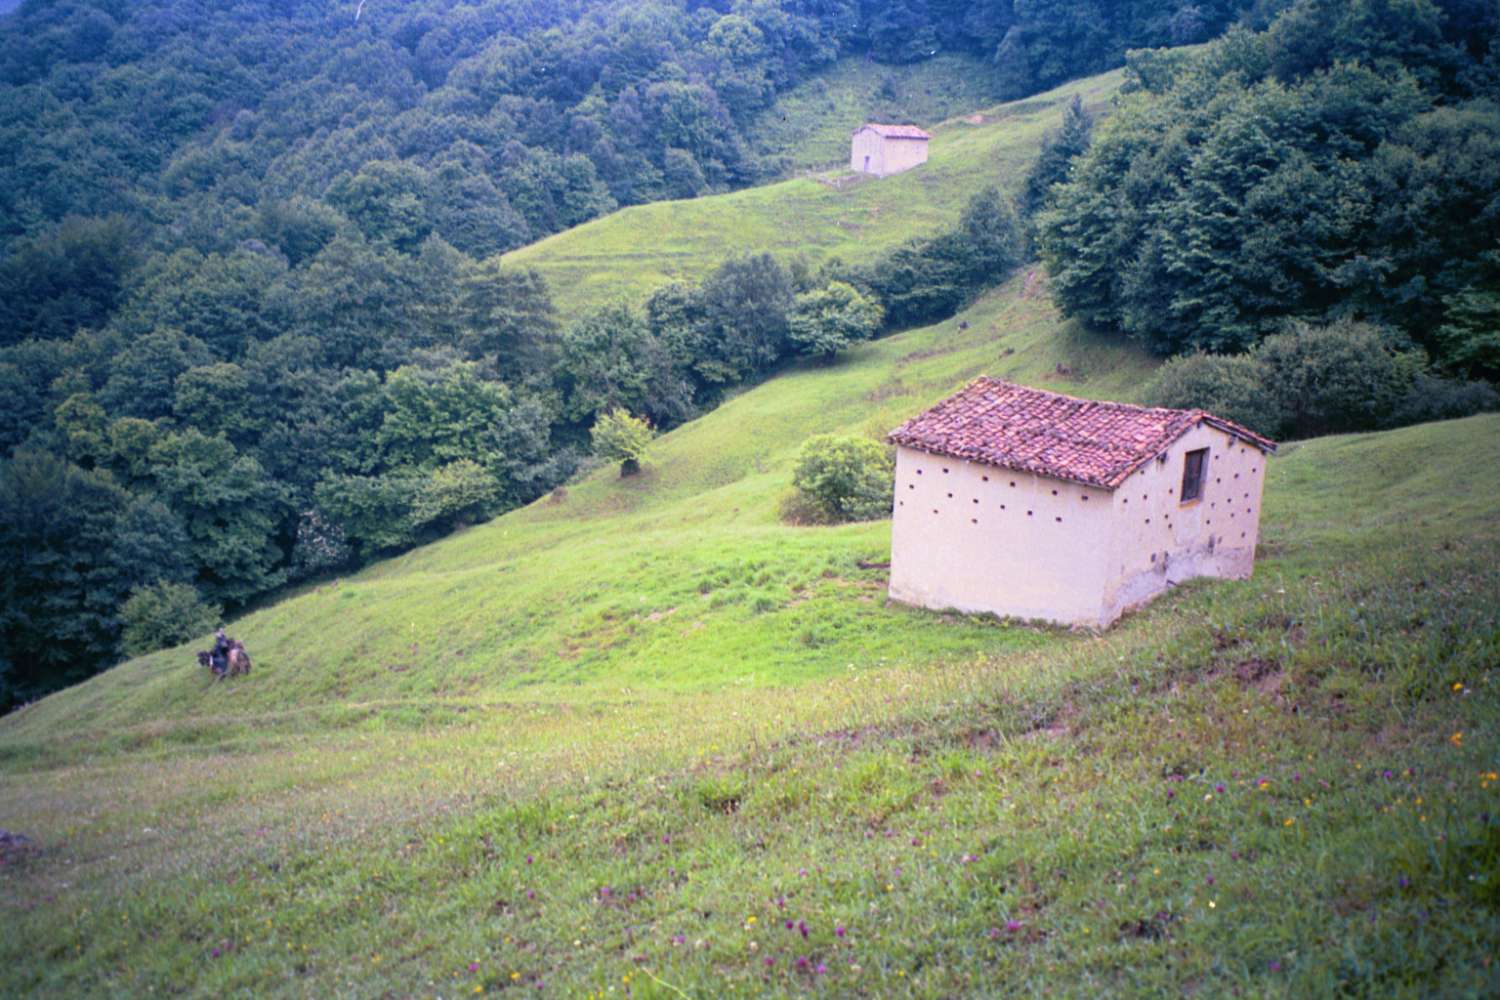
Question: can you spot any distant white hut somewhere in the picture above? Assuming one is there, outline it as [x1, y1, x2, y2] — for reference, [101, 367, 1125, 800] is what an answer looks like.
[850, 123, 930, 177]
[887, 379, 1276, 628]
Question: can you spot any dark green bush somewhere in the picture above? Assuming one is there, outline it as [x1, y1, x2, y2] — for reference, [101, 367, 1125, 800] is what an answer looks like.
[1142, 352, 1284, 439]
[118, 581, 221, 658]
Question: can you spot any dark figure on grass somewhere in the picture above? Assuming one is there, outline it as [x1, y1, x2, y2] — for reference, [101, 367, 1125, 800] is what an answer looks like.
[197, 628, 252, 679]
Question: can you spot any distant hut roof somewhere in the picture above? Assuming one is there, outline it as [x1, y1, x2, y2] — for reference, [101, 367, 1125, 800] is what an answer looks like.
[888, 378, 1275, 489]
[855, 123, 931, 140]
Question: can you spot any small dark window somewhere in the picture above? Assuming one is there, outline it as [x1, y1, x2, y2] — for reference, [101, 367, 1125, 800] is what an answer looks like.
[1181, 448, 1209, 502]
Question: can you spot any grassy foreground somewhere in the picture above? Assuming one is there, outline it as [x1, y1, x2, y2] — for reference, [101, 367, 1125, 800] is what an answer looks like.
[1, 268, 1497, 995]
[501, 68, 1124, 320]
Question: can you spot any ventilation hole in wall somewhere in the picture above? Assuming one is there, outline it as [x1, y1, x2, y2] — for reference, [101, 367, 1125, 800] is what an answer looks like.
[1010, 481, 1016, 487]
[1216, 477, 1221, 484]
[1241, 531, 1246, 538]
[1253, 467, 1259, 474]
[971, 518, 978, 525]
[982, 475, 989, 482]
[1027, 510, 1034, 517]
[1055, 516, 1062, 523]
[1150, 553, 1156, 563]
[1050, 489, 1058, 496]
[1230, 512, 1235, 519]
[1168, 488, 1174, 495]
[1081, 494, 1089, 501]
[943, 468, 950, 474]
[1142, 494, 1147, 500]
[917, 469, 924, 475]
[1145, 518, 1151, 524]
[932, 509, 939, 514]
[1000, 504, 1006, 510]
[1244, 493, 1250, 499]
[1234, 472, 1239, 479]
[1206, 518, 1212, 525]
[972, 498, 979, 504]
[908, 484, 915, 490]
[899, 501, 904, 507]
[947, 492, 954, 499]
[1123, 497, 1129, 504]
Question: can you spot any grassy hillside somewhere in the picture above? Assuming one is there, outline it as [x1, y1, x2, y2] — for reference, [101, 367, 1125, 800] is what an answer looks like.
[0, 272, 1151, 748]
[2, 265, 1497, 996]
[750, 54, 1007, 171]
[502, 68, 1124, 320]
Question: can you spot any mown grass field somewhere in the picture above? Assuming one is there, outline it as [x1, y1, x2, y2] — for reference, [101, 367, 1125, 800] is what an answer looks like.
[2, 264, 1497, 996]
[501, 68, 1124, 321]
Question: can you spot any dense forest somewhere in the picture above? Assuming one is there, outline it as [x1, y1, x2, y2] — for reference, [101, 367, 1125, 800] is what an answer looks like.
[1036, 0, 1500, 428]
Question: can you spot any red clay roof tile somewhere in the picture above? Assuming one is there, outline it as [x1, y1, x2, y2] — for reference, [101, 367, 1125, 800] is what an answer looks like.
[888, 378, 1275, 489]
[856, 123, 931, 140]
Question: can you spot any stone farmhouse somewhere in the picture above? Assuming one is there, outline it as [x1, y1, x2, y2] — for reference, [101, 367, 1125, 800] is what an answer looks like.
[886, 379, 1276, 628]
[850, 123, 931, 177]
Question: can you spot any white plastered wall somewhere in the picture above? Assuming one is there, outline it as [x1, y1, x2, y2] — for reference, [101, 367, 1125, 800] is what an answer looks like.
[887, 446, 1116, 625]
[850, 129, 886, 175]
[1101, 424, 1269, 624]
[849, 130, 929, 177]
[887, 427, 1271, 628]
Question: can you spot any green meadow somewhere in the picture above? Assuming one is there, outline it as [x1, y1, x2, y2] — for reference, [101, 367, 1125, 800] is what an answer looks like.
[501, 67, 1125, 321]
[2, 266, 1497, 996]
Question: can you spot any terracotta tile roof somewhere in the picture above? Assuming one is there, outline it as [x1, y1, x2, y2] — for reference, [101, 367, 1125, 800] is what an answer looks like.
[888, 378, 1276, 489]
[857, 123, 931, 140]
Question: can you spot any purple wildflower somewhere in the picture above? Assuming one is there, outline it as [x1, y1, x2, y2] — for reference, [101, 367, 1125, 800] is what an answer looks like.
[1215, 783, 1226, 794]
[1006, 920, 1022, 933]
[469, 962, 480, 973]
[1269, 960, 1282, 973]
[785, 920, 794, 930]
[835, 925, 846, 938]
[816, 964, 827, 975]
[525, 854, 533, 864]
[798, 920, 809, 939]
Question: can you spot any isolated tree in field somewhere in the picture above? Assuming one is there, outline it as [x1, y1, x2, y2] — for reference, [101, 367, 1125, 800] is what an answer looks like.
[788, 281, 884, 359]
[591, 408, 655, 477]
[788, 434, 894, 524]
